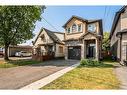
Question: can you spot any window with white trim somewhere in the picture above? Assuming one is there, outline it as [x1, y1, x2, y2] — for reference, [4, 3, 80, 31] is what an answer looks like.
[78, 24, 82, 32]
[87, 24, 96, 32]
[67, 27, 70, 33]
[72, 24, 77, 32]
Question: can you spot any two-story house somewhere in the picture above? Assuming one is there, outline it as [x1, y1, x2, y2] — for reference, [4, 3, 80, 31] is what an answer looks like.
[33, 28, 65, 58]
[110, 6, 127, 64]
[63, 16, 103, 60]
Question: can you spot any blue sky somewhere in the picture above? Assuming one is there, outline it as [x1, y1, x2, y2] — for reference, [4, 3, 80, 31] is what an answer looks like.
[21, 6, 122, 45]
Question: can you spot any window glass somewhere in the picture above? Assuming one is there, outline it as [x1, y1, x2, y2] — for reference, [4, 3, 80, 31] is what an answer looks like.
[72, 24, 77, 32]
[87, 24, 96, 32]
[67, 27, 70, 33]
[78, 24, 82, 32]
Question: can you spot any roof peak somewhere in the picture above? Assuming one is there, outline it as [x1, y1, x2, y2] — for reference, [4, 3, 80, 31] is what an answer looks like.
[63, 15, 102, 28]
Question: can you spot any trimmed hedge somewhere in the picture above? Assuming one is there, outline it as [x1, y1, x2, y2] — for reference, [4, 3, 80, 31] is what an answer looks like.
[80, 59, 103, 66]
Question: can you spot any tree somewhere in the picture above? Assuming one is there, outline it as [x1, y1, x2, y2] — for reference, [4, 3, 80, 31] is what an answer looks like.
[0, 6, 45, 60]
[102, 32, 110, 51]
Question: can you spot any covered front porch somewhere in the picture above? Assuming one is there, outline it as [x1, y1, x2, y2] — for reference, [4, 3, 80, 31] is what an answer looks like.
[32, 43, 55, 61]
[33, 43, 55, 55]
[80, 32, 101, 60]
[82, 39, 99, 60]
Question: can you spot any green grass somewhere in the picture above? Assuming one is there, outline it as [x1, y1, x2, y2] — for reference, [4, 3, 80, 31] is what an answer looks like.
[41, 58, 120, 89]
[0, 60, 41, 68]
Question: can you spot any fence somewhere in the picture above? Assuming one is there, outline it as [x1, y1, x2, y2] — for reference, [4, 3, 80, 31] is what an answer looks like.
[32, 52, 54, 61]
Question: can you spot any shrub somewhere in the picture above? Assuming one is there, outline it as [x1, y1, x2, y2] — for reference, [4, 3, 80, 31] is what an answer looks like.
[80, 59, 103, 67]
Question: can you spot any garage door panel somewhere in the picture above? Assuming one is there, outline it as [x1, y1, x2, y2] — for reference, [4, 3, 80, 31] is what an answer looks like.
[68, 46, 81, 60]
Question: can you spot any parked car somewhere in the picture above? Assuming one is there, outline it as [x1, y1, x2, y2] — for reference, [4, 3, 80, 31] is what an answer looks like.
[15, 51, 32, 57]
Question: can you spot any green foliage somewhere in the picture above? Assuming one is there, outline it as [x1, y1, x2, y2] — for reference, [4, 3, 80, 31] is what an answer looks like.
[80, 59, 103, 66]
[0, 6, 45, 60]
[0, 6, 45, 46]
[102, 32, 110, 51]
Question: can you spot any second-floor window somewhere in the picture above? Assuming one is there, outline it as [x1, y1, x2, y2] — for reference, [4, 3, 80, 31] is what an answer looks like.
[67, 27, 70, 33]
[78, 24, 82, 32]
[87, 24, 96, 32]
[72, 24, 77, 32]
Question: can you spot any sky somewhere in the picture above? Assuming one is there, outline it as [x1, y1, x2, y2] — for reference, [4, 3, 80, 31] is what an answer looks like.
[20, 6, 122, 46]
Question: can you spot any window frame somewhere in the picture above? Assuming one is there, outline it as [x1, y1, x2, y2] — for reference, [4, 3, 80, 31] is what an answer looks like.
[72, 23, 77, 33]
[87, 23, 96, 32]
[78, 24, 82, 32]
[67, 27, 70, 33]
[59, 46, 63, 53]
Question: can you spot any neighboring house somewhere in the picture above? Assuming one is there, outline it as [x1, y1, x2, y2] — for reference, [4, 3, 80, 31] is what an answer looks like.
[0, 45, 32, 57]
[110, 6, 127, 63]
[8, 45, 32, 57]
[33, 28, 65, 58]
[63, 16, 103, 60]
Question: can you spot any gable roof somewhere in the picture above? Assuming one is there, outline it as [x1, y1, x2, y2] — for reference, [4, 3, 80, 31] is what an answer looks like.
[79, 32, 100, 39]
[110, 6, 127, 39]
[43, 28, 64, 44]
[33, 27, 64, 45]
[63, 15, 102, 28]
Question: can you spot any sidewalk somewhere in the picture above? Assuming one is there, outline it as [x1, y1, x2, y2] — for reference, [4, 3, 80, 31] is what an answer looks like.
[20, 63, 80, 90]
[114, 63, 127, 89]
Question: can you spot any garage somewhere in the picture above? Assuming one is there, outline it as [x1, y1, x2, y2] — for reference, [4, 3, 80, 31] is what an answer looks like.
[68, 46, 81, 60]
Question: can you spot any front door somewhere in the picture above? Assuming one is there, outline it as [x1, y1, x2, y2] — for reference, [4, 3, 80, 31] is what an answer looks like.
[87, 44, 95, 58]
[68, 46, 81, 60]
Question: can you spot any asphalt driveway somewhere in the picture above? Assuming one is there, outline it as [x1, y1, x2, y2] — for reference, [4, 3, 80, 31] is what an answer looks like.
[0, 59, 79, 89]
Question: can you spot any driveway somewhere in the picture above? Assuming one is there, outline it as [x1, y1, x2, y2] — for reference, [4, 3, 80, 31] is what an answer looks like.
[114, 63, 127, 89]
[0, 59, 79, 89]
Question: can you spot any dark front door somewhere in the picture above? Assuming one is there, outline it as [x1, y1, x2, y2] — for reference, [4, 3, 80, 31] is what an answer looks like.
[87, 44, 95, 58]
[88, 46, 94, 57]
[68, 46, 81, 60]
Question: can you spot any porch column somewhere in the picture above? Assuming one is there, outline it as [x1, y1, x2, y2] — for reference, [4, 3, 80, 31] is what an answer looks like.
[96, 39, 99, 60]
[84, 40, 86, 59]
[65, 46, 68, 60]
[81, 40, 84, 59]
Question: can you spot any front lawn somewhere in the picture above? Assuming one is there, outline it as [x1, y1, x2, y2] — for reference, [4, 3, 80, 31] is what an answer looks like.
[41, 59, 120, 89]
[0, 60, 41, 68]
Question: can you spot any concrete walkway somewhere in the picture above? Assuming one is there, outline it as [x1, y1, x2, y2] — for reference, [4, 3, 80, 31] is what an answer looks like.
[114, 63, 127, 89]
[20, 63, 79, 90]
[0, 59, 79, 89]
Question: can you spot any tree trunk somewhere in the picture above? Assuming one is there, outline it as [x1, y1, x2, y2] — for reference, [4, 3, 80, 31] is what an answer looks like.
[4, 44, 9, 61]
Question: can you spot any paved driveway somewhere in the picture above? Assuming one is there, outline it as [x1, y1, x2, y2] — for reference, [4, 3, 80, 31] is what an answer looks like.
[114, 63, 127, 89]
[0, 59, 79, 89]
